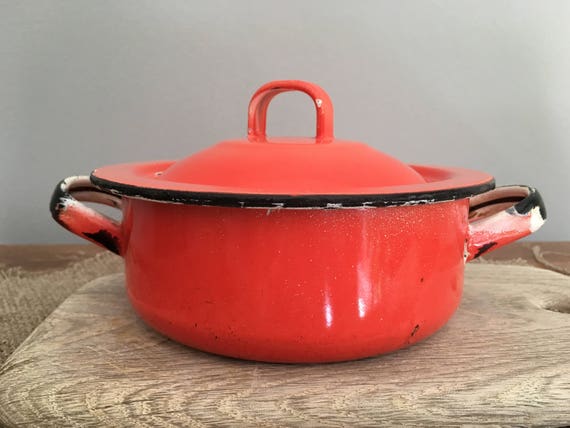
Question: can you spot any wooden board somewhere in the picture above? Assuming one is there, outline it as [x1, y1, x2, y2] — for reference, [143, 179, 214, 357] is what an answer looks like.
[1, 264, 569, 427]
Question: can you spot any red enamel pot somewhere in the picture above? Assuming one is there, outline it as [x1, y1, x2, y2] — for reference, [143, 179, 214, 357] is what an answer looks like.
[51, 80, 546, 363]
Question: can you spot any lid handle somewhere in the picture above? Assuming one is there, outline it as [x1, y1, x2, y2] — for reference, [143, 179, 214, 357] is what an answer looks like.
[247, 80, 334, 143]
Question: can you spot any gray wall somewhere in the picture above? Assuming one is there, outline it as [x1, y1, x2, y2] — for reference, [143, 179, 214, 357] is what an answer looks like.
[1, 0, 569, 243]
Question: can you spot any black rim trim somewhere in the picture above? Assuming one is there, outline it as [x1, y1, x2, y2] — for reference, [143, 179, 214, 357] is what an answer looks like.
[90, 174, 496, 208]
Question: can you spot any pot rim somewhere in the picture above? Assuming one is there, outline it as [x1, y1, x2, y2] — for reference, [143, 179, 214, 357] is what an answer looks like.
[90, 163, 495, 208]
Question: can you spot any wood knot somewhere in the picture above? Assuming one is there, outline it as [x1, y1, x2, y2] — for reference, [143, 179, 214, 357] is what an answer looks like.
[543, 297, 570, 314]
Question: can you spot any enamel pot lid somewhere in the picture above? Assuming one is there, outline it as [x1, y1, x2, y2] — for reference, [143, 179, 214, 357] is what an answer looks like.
[91, 80, 494, 208]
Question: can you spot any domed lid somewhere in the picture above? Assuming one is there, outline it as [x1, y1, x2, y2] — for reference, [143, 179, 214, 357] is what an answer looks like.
[91, 80, 494, 208]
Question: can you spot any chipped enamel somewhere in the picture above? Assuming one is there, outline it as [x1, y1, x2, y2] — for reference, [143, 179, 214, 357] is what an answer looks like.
[529, 205, 546, 233]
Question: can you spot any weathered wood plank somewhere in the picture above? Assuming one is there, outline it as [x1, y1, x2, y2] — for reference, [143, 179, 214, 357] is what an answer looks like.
[0, 264, 569, 427]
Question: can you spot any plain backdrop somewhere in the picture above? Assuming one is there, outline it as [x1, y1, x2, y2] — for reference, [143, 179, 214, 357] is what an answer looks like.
[1, 0, 569, 243]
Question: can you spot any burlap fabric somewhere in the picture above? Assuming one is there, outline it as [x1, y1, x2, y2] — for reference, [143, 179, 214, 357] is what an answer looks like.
[0, 252, 122, 364]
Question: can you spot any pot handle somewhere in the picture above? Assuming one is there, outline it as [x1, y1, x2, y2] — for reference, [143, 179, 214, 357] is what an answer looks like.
[465, 185, 546, 262]
[50, 176, 123, 255]
[247, 80, 334, 143]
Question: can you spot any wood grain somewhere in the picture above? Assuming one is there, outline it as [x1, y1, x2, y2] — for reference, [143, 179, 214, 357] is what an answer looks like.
[0, 264, 569, 427]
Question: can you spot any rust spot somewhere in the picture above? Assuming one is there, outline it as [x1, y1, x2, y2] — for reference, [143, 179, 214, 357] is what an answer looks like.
[411, 324, 420, 337]
[474, 241, 497, 259]
[83, 229, 120, 255]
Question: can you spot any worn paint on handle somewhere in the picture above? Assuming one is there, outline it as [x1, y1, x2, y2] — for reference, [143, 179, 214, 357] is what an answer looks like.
[466, 185, 546, 262]
[50, 176, 124, 255]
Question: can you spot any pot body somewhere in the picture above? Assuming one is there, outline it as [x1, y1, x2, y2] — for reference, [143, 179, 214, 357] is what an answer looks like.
[48, 81, 546, 363]
[121, 198, 470, 363]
